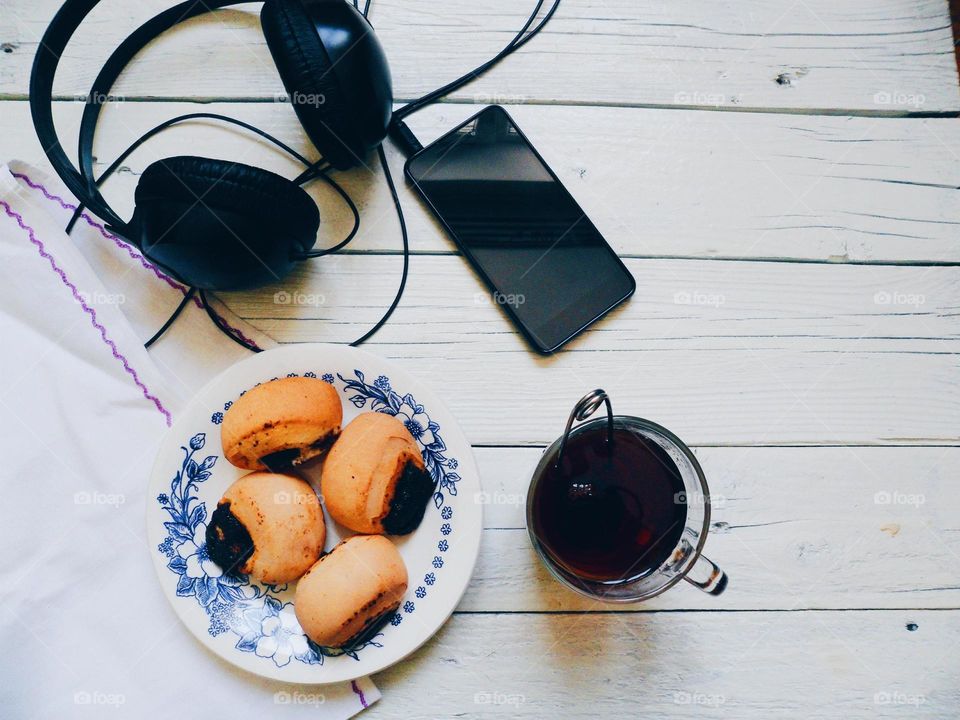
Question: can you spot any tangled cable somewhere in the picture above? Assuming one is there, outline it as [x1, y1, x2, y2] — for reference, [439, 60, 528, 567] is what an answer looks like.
[67, 0, 562, 352]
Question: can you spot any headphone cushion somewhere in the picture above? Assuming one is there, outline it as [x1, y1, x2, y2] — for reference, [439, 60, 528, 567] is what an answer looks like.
[132, 156, 319, 290]
[261, 0, 357, 169]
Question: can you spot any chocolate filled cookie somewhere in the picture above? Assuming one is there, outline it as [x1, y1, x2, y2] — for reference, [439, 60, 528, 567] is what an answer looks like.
[221, 376, 342, 470]
[205, 472, 325, 584]
[294, 535, 408, 649]
[321, 412, 435, 535]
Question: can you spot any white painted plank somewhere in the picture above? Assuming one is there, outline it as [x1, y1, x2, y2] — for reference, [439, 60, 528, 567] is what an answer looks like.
[463, 447, 960, 611]
[368, 611, 958, 718]
[2, 0, 958, 112]
[4, 101, 960, 263]
[217, 255, 959, 446]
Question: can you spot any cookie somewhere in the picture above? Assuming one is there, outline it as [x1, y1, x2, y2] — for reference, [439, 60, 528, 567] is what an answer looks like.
[221, 376, 342, 470]
[321, 412, 435, 535]
[205, 472, 325, 584]
[294, 535, 408, 649]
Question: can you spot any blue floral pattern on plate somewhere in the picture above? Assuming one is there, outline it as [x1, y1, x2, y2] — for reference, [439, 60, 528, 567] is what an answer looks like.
[157, 370, 454, 668]
[339, 371, 461, 508]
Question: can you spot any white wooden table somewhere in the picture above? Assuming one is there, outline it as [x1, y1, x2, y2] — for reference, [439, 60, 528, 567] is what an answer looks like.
[3, 1, 959, 716]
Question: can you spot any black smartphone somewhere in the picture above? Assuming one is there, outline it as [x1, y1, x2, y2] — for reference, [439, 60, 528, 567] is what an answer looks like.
[405, 105, 635, 354]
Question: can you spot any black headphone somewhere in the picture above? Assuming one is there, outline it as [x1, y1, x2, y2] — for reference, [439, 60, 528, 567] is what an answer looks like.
[31, 0, 393, 291]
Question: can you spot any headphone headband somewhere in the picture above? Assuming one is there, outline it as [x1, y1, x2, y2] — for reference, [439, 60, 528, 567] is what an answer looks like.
[29, 0, 122, 226]
[30, 0, 250, 231]
[76, 1, 254, 206]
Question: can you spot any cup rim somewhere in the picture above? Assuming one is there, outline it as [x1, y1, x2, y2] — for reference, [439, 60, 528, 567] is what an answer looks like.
[526, 414, 712, 603]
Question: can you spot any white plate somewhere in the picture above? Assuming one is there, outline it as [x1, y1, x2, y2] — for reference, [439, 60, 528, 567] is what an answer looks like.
[146, 344, 482, 683]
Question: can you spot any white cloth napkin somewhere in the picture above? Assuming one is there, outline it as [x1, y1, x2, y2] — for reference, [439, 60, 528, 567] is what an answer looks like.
[0, 162, 379, 718]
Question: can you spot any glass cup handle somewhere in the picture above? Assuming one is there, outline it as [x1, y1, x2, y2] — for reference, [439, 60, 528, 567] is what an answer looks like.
[682, 553, 727, 595]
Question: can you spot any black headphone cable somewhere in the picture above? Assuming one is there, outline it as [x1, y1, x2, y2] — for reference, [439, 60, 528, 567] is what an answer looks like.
[391, 0, 561, 125]
[62, 0, 560, 353]
[349, 143, 409, 347]
[380, 0, 563, 346]
[361, 0, 562, 346]
[66, 111, 318, 236]
[144, 286, 196, 349]
[62, 113, 365, 351]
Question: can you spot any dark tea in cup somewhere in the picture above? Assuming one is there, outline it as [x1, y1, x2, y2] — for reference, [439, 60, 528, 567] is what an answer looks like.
[529, 424, 687, 583]
[526, 390, 726, 602]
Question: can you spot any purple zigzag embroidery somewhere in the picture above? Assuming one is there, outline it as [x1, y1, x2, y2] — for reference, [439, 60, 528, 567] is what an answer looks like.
[350, 680, 369, 708]
[0, 198, 173, 426]
[13, 172, 262, 351]
[11, 171, 189, 293]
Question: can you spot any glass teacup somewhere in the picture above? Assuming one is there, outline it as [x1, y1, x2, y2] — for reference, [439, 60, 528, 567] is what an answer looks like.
[526, 390, 726, 602]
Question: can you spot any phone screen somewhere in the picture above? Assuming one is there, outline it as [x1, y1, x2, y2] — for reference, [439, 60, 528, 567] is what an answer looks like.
[405, 106, 635, 353]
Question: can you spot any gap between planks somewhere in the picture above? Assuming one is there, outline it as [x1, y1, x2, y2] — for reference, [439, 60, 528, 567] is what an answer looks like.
[5, 95, 960, 119]
[278, 252, 960, 267]
[465, 443, 960, 448]
[447, 608, 960, 614]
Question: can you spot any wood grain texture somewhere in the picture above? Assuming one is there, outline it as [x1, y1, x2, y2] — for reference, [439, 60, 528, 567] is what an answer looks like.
[3, 100, 959, 263]
[367, 611, 959, 718]
[464, 447, 960, 611]
[2, 0, 958, 112]
[215, 255, 960, 446]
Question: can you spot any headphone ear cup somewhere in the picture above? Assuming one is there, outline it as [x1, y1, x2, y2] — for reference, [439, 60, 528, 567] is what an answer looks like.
[131, 156, 319, 290]
[261, 0, 392, 170]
